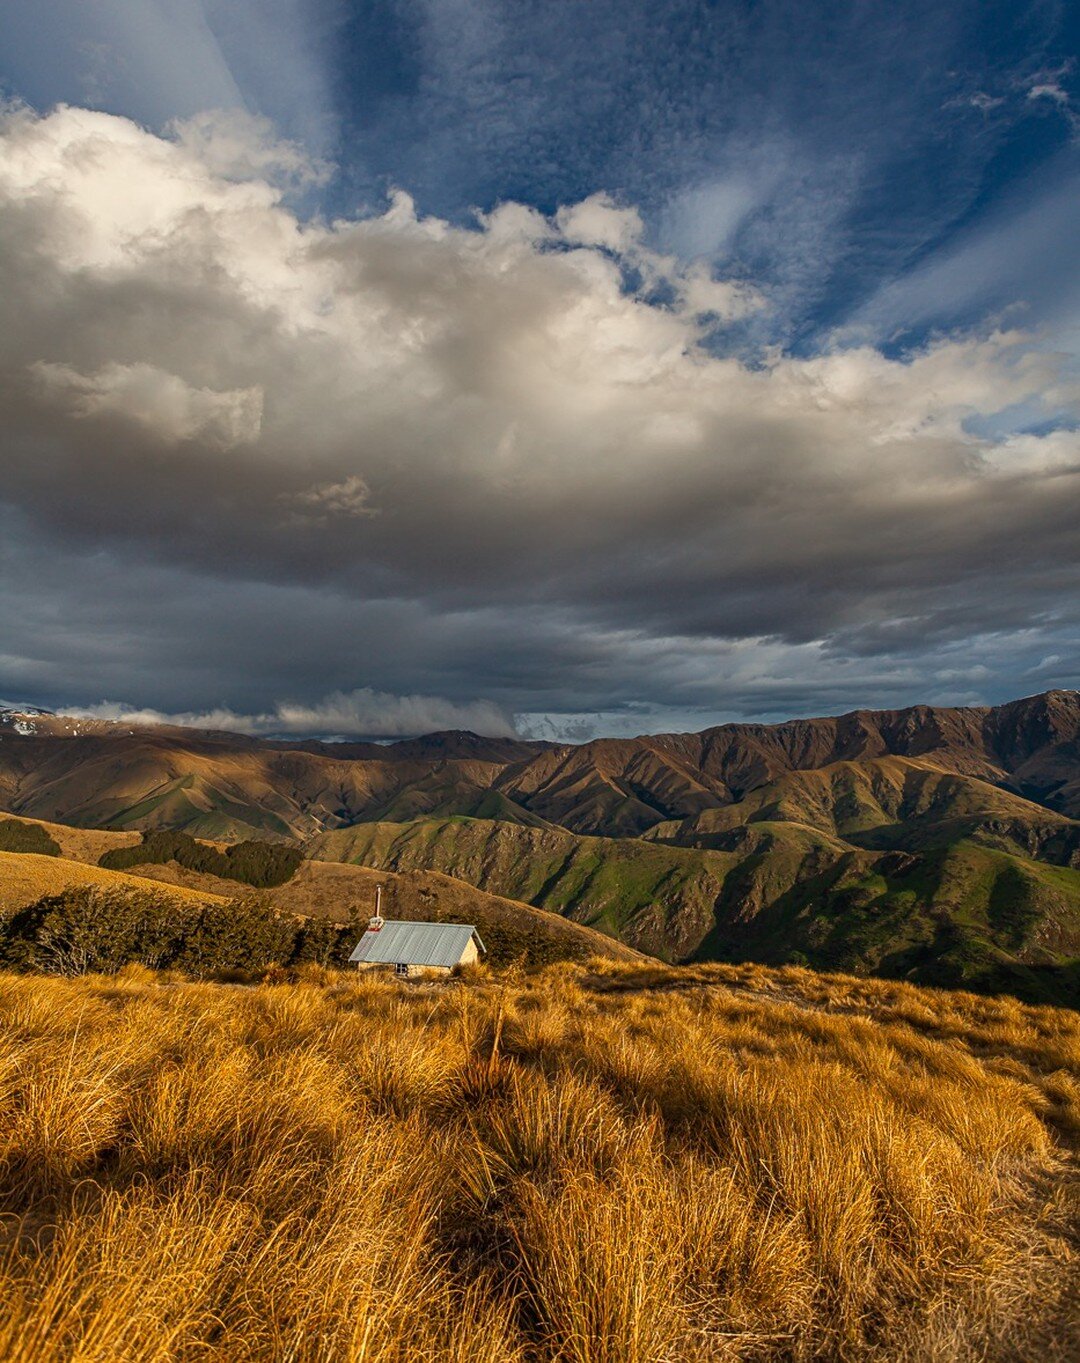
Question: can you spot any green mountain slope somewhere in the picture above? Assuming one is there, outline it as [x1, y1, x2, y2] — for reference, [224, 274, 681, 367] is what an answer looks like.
[701, 840, 1080, 1007]
[309, 817, 1080, 1004]
[309, 818, 742, 961]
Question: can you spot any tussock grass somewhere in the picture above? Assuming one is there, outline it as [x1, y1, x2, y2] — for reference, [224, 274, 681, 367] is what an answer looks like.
[0, 961, 1077, 1361]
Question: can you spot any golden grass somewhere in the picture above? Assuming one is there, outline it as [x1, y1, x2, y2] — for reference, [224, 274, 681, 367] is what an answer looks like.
[0, 852, 226, 913]
[0, 959, 1077, 1361]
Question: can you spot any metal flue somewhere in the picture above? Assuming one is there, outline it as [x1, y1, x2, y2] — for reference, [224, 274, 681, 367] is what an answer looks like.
[369, 883, 385, 931]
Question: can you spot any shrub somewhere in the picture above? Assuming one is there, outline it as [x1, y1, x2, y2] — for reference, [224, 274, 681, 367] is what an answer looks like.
[0, 887, 184, 975]
[0, 887, 359, 977]
[175, 897, 298, 977]
[0, 818, 61, 856]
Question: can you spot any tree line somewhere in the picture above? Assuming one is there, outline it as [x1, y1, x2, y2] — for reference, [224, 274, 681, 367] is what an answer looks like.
[99, 831, 303, 887]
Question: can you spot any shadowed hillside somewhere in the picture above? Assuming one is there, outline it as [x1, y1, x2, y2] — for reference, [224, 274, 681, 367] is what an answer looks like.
[309, 817, 1080, 1004]
[643, 756, 1080, 855]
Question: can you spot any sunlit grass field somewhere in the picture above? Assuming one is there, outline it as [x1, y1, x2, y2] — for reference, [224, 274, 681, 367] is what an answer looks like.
[1, 960, 1077, 1361]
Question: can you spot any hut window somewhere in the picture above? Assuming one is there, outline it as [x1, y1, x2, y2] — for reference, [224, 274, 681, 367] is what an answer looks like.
[394, 963, 408, 977]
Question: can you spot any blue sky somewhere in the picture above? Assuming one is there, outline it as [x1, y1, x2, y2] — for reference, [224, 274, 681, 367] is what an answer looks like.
[4, 0, 1077, 352]
[0, 1, 1078, 737]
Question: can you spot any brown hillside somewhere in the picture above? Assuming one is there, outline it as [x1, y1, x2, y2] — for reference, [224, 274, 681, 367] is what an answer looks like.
[4, 816, 141, 864]
[2, 690, 1077, 839]
[129, 858, 644, 966]
[495, 737, 730, 836]
[646, 756, 1080, 861]
[504, 690, 1080, 832]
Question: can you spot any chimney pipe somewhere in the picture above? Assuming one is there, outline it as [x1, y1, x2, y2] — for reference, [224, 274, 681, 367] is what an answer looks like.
[370, 883, 385, 931]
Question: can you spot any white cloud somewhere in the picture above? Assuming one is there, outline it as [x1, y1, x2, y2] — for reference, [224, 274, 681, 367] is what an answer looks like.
[167, 108, 331, 190]
[64, 687, 517, 740]
[965, 93, 1005, 113]
[555, 193, 644, 253]
[271, 689, 515, 739]
[1028, 81, 1070, 107]
[659, 171, 780, 260]
[674, 261, 763, 321]
[1026, 79, 1080, 136]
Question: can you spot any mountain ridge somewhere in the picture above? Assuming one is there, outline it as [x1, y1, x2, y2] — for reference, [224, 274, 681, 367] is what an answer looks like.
[3, 689, 1077, 839]
[3, 690, 1078, 1001]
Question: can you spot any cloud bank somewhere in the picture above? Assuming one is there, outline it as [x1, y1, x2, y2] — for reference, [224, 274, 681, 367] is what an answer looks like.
[0, 105, 1078, 736]
[64, 689, 517, 741]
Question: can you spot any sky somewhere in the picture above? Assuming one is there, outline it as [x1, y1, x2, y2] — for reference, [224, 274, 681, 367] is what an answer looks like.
[0, 0, 1078, 740]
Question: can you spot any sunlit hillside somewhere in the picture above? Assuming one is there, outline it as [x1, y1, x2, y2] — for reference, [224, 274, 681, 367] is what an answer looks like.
[0, 850, 225, 914]
[1, 960, 1077, 1361]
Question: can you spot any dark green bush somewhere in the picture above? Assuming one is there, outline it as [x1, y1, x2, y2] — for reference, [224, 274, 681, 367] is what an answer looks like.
[291, 914, 355, 967]
[99, 831, 302, 887]
[175, 896, 299, 977]
[0, 888, 185, 975]
[0, 818, 61, 856]
[0, 887, 359, 978]
[221, 840, 304, 887]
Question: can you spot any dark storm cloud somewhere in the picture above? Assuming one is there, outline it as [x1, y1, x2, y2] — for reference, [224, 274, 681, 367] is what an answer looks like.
[0, 106, 1078, 737]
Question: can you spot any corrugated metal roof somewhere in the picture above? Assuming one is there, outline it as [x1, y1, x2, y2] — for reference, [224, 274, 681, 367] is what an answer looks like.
[348, 920, 484, 968]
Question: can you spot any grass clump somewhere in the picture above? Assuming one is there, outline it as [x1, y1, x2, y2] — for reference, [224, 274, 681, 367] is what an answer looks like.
[0, 961, 1077, 1361]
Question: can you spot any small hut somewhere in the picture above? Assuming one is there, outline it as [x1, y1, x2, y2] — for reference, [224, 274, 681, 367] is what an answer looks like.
[348, 917, 485, 979]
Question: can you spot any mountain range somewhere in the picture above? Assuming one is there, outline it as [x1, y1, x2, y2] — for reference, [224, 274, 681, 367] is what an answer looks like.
[2, 690, 1078, 1002]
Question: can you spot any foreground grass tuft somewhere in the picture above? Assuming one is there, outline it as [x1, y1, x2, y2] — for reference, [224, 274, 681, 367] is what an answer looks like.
[0, 960, 1078, 1361]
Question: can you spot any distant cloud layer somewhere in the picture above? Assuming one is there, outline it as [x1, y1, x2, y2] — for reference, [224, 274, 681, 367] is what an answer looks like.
[1, 105, 1078, 736]
[66, 689, 517, 740]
